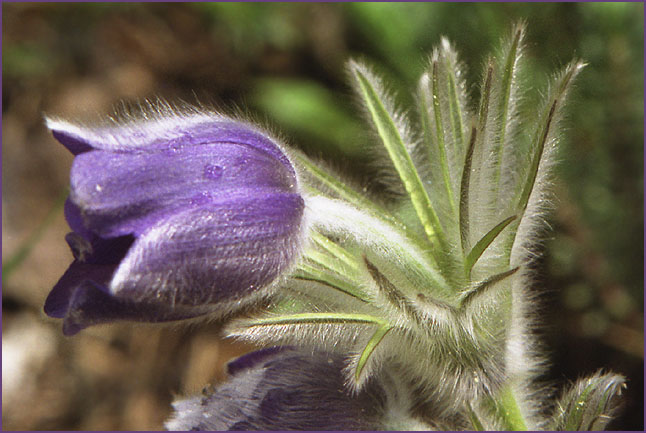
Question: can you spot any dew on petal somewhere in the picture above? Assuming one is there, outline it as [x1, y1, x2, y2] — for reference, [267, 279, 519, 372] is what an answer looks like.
[203, 164, 224, 181]
[190, 192, 212, 206]
[166, 139, 183, 154]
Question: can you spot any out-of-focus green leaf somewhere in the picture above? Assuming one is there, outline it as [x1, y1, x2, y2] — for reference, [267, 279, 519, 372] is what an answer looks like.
[192, 3, 301, 53]
[2, 43, 55, 78]
[344, 3, 436, 83]
[2, 190, 68, 283]
[252, 78, 364, 155]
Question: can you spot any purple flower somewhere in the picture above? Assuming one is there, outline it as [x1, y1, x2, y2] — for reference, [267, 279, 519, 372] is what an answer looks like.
[44, 110, 305, 336]
[166, 346, 391, 431]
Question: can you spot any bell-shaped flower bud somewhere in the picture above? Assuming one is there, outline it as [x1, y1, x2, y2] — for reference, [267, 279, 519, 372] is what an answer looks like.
[166, 346, 425, 431]
[43, 108, 306, 336]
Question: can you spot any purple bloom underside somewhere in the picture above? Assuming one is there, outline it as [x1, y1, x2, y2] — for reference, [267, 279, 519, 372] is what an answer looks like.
[44, 114, 305, 335]
[166, 347, 386, 431]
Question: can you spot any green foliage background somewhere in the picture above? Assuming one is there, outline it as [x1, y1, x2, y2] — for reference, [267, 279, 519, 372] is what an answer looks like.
[2, 2, 643, 430]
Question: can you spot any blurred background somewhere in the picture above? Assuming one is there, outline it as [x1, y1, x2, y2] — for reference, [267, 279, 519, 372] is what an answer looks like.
[2, 2, 643, 430]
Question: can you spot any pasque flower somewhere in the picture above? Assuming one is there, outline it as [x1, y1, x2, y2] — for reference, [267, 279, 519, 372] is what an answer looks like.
[44, 108, 305, 336]
[165, 346, 422, 431]
[46, 23, 625, 432]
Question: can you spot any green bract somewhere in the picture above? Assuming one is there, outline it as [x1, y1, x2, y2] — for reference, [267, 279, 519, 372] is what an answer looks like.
[224, 23, 625, 430]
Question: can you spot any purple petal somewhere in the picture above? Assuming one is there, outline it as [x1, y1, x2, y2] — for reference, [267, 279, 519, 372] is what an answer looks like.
[46, 114, 293, 174]
[226, 346, 289, 376]
[44, 261, 116, 318]
[64, 232, 134, 264]
[69, 140, 297, 238]
[111, 190, 304, 307]
[49, 126, 93, 155]
[44, 230, 135, 319]
[166, 347, 387, 431]
[60, 281, 211, 336]
[64, 199, 91, 238]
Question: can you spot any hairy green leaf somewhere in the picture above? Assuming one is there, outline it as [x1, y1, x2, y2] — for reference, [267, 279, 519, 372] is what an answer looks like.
[350, 61, 445, 248]
[465, 215, 517, 274]
[355, 325, 392, 381]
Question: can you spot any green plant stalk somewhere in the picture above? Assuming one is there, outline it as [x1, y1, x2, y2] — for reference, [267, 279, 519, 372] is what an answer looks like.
[494, 385, 528, 431]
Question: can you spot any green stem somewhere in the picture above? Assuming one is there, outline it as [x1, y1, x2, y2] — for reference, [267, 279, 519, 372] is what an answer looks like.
[2, 189, 68, 283]
[493, 385, 528, 431]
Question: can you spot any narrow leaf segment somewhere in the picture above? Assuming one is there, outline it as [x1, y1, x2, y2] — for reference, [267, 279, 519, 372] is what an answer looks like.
[355, 325, 392, 381]
[518, 61, 585, 212]
[465, 215, 517, 274]
[431, 60, 456, 212]
[351, 63, 445, 248]
[492, 25, 524, 191]
[244, 312, 388, 328]
[459, 126, 477, 255]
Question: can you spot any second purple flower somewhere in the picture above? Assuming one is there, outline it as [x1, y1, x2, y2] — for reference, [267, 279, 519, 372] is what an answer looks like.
[44, 108, 305, 336]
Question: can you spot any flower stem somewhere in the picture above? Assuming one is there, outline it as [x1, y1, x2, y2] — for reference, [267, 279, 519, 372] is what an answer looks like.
[494, 385, 528, 431]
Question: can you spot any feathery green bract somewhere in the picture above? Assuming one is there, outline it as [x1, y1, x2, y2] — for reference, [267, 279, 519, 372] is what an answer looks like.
[491, 23, 524, 197]
[227, 23, 623, 431]
[465, 215, 517, 275]
[459, 126, 477, 256]
[293, 151, 387, 217]
[489, 385, 529, 431]
[349, 61, 445, 251]
[517, 60, 586, 213]
[356, 325, 392, 381]
[240, 312, 387, 328]
[551, 371, 626, 431]
[294, 262, 367, 302]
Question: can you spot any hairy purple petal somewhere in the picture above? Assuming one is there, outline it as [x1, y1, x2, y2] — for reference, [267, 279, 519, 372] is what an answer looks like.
[44, 261, 116, 319]
[60, 281, 212, 336]
[45, 114, 294, 172]
[44, 233, 134, 318]
[70, 140, 297, 238]
[111, 191, 304, 306]
[44, 111, 306, 334]
[166, 347, 388, 431]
